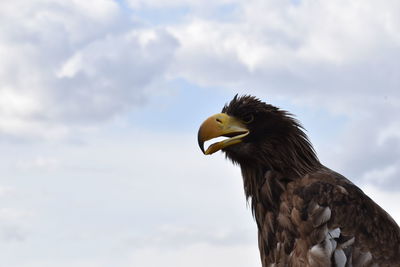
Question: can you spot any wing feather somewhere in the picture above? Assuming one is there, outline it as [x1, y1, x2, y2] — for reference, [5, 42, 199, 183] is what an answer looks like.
[288, 168, 400, 266]
[256, 168, 400, 266]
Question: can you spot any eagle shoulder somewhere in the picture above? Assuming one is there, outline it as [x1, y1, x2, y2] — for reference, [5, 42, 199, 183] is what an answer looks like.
[256, 168, 400, 266]
[283, 168, 400, 266]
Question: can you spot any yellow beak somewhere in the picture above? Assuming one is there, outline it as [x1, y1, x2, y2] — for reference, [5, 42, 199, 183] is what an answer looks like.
[197, 113, 249, 155]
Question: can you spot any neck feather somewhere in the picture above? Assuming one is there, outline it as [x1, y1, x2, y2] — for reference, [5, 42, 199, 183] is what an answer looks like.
[239, 127, 321, 211]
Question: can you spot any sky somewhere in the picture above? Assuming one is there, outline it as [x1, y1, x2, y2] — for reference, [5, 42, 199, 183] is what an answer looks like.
[1, 0, 400, 266]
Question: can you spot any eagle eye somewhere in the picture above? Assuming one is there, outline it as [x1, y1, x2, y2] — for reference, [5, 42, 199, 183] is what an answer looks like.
[242, 114, 254, 124]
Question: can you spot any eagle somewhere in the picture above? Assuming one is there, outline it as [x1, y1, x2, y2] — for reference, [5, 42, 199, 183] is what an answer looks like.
[197, 95, 400, 267]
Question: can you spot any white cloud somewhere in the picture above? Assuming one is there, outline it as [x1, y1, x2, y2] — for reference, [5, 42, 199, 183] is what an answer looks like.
[0, 90, 40, 117]
[129, 243, 260, 267]
[0, 186, 15, 198]
[0, 129, 260, 266]
[51, 28, 177, 122]
[317, 107, 400, 189]
[0, 0, 178, 139]
[0, 208, 28, 221]
[127, 0, 238, 9]
[362, 184, 400, 223]
[0, 204, 33, 243]
[362, 165, 399, 186]
[14, 156, 60, 171]
[166, 1, 399, 107]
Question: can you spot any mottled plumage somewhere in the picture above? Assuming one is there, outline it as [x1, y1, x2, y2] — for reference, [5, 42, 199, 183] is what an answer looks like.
[198, 95, 400, 266]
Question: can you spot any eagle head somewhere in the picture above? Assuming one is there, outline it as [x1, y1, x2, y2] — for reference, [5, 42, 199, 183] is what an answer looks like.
[198, 95, 319, 174]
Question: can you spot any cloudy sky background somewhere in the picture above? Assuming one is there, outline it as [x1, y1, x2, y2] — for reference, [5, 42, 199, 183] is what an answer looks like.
[1, 0, 400, 266]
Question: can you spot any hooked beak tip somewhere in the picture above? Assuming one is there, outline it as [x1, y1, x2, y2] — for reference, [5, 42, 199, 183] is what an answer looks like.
[197, 133, 206, 154]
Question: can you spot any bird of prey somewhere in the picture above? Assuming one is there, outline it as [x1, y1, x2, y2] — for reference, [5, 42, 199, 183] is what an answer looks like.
[197, 95, 400, 267]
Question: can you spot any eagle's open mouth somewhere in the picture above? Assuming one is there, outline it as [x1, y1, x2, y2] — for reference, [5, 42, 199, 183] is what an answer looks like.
[198, 113, 249, 155]
[203, 131, 249, 155]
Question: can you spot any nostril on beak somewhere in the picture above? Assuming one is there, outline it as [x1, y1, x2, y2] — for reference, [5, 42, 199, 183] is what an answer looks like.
[216, 118, 222, 124]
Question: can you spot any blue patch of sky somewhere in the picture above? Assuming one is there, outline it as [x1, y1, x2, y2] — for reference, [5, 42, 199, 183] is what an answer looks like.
[295, 107, 348, 145]
[290, 0, 302, 6]
[114, 0, 130, 12]
[264, 97, 348, 145]
[212, 3, 240, 22]
[114, 0, 190, 25]
[114, 0, 239, 25]
[132, 6, 191, 25]
[128, 78, 233, 133]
